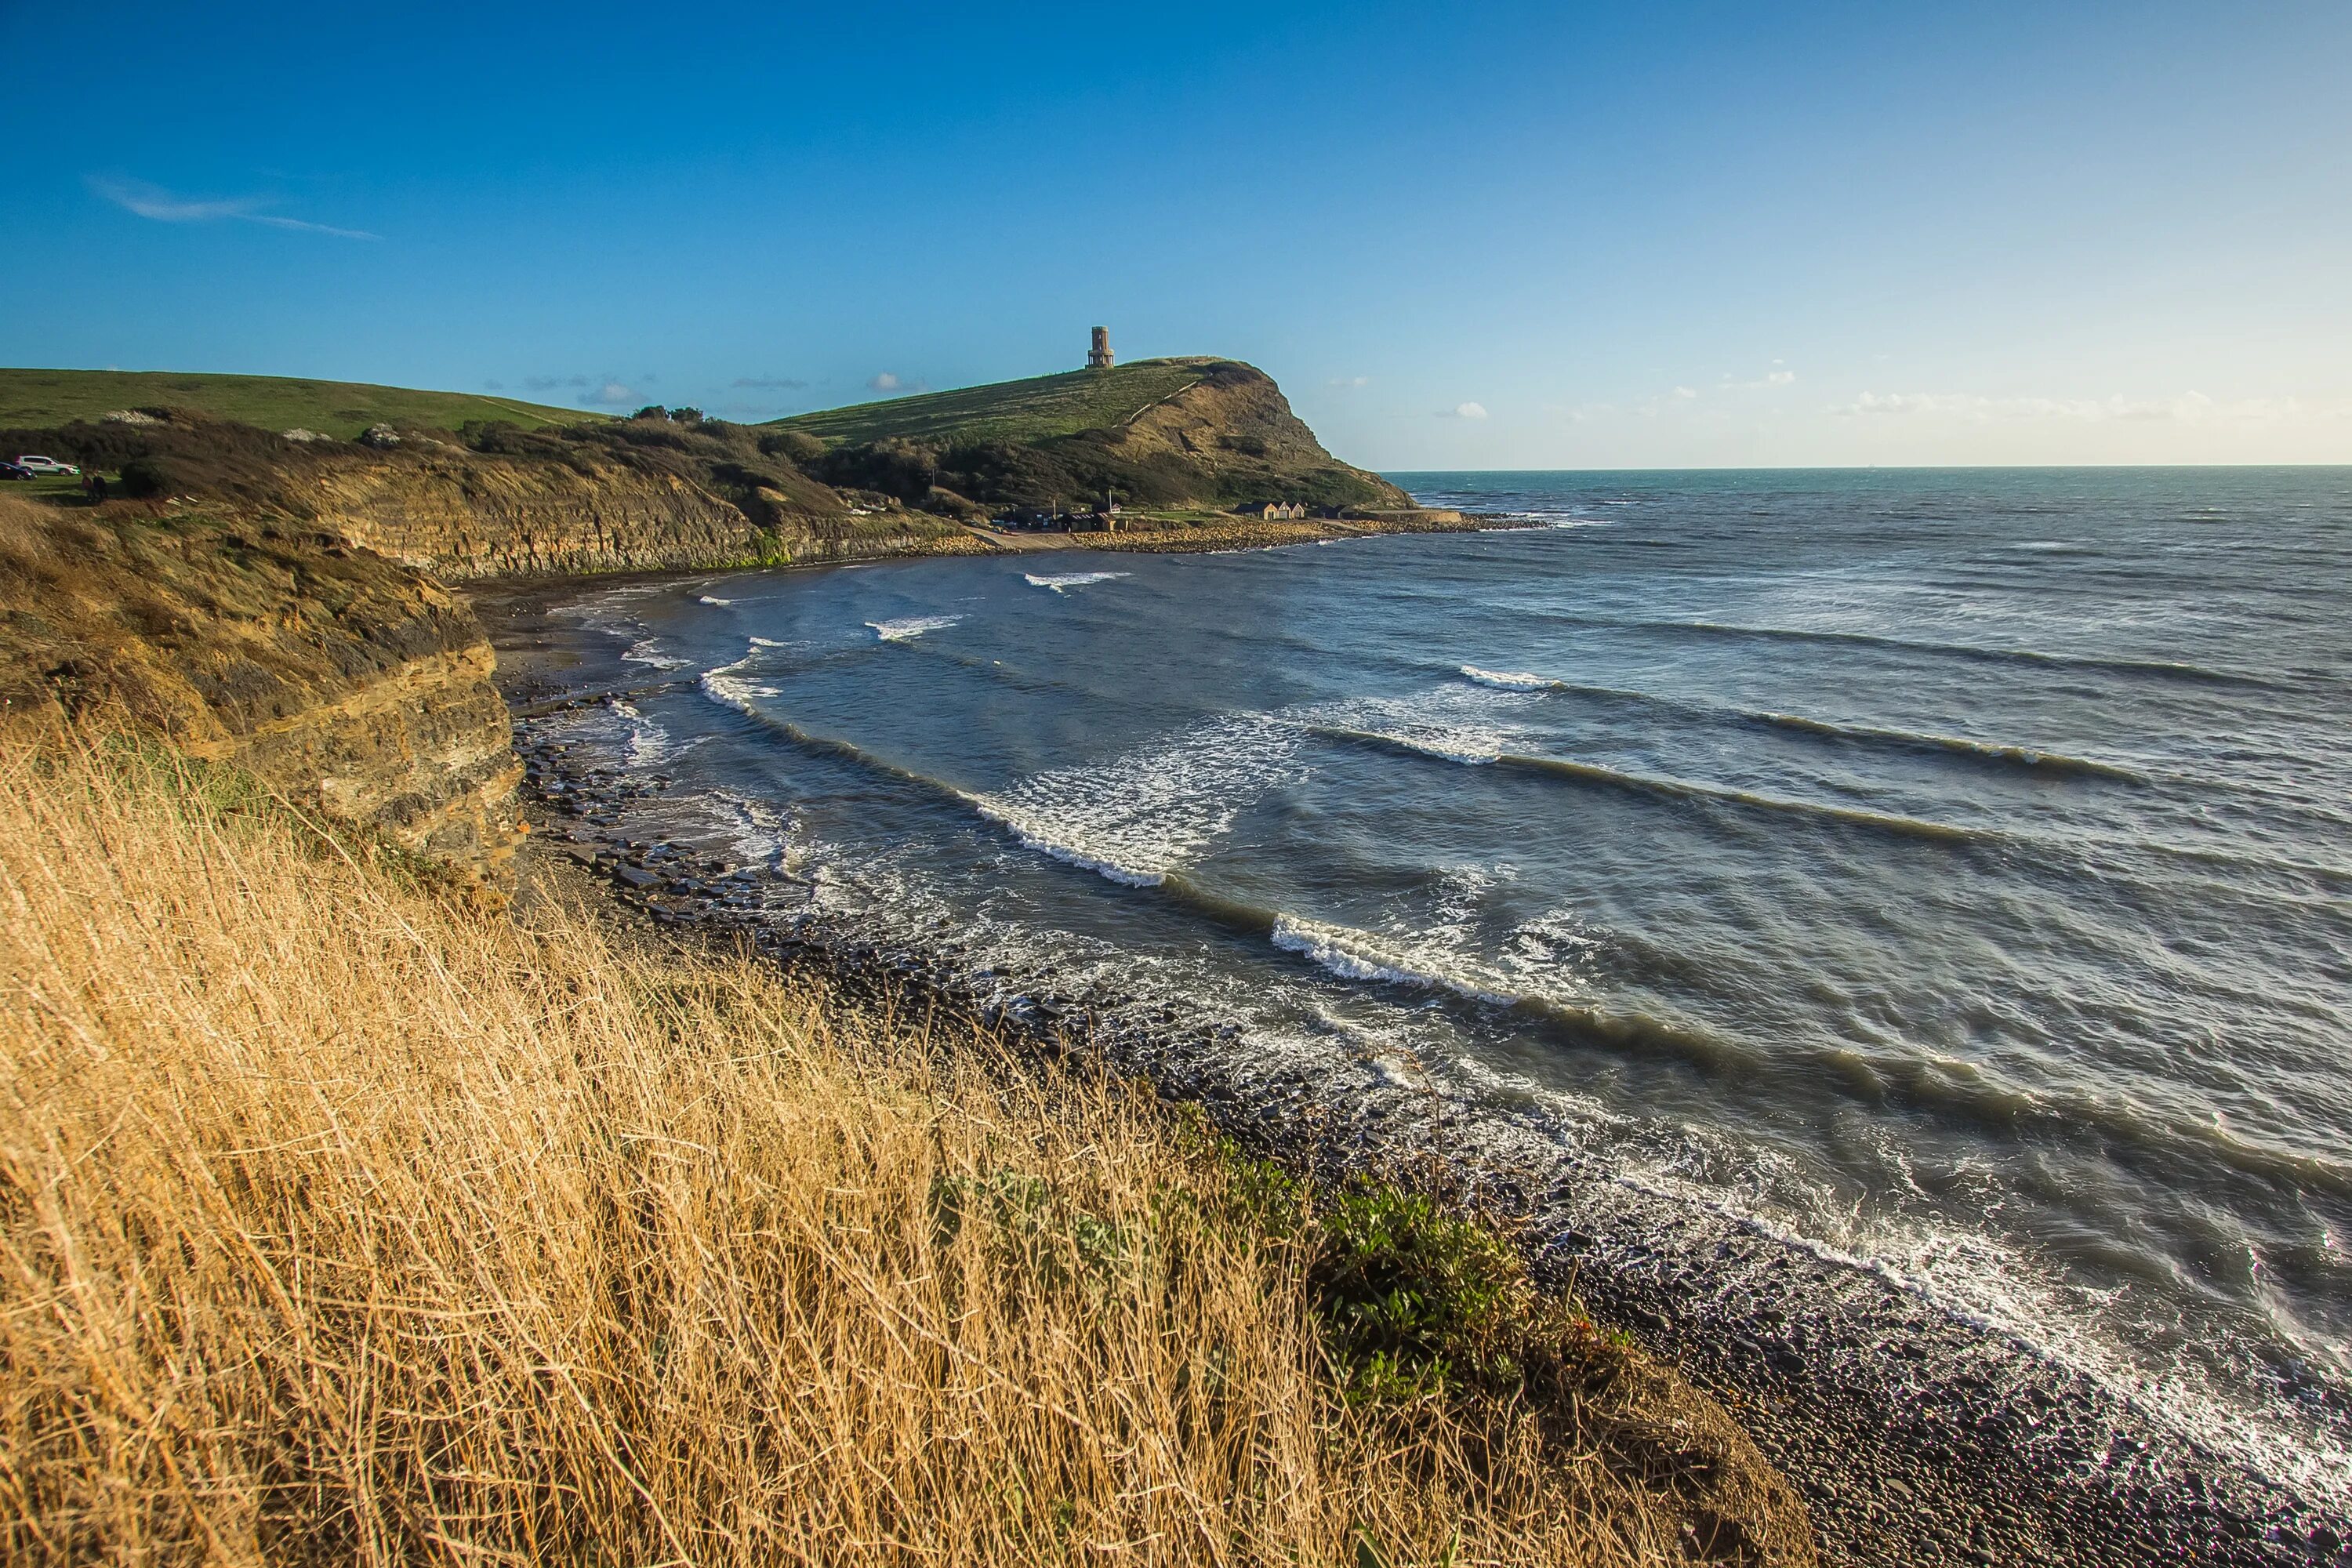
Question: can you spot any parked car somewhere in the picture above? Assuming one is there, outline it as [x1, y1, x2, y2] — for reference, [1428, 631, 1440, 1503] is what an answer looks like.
[14, 455, 81, 476]
[0, 462, 34, 481]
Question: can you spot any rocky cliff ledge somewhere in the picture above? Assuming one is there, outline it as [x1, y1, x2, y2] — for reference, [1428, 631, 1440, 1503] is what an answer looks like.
[0, 499, 519, 895]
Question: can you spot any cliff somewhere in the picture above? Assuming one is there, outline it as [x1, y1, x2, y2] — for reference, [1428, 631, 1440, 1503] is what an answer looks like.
[786, 358, 1417, 513]
[299, 441, 977, 579]
[0, 497, 520, 895]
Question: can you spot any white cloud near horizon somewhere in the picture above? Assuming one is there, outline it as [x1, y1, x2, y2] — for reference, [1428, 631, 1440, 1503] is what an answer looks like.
[1830, 390, 2344, 423]
[868, 372, 928, 394]
[89, 176, 377, 240]
[1439, 401, 1488, 419]
[577, 380, 637, 407]
[1329, 375, 1370, 388]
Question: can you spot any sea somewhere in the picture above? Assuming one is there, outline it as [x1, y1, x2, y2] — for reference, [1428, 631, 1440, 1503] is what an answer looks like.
[517, 467, 2352, 1503]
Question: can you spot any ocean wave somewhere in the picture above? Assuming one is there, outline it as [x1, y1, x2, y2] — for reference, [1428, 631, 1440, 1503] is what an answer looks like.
[967, 800, 1167, 887]
[1622, 617, 2278, 688]
[971, 716, 1305, 890]
[608, 697, 685, 766]
[1271, 913, 1515, 1003]
[696, 653, 776, 716]
[1314, 716, 1994, 844]
[621, 637, 690, 670]
[1497, 754, 1990, 844]
[698, 594, 734, 605]
[748, 635, 789, 648]
[1024, 571, 1132, 593]
[1515, 675, 2147, 781]
[1460, 664, 1563, 691]
[1265, 913, 1746, 1070]
[867, 615, 963, 642]
[1750, 710, 2147, 781]
[1311, 724, 1501, 767]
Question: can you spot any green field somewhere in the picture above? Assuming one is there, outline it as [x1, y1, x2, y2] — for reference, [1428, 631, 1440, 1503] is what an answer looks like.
[0, 368, 599, 438]
[775, 358, 1229, 445]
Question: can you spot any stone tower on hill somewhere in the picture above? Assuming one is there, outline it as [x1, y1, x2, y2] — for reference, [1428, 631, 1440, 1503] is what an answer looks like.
[1087, 326, 1113, 369]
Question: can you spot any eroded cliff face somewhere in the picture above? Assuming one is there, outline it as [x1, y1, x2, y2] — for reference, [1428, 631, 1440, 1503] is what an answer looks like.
[307, 452, 761, 578]
[301, 448, 976, 580]
[1111, 362, 1417, 510]
[0, 500, 520, 895]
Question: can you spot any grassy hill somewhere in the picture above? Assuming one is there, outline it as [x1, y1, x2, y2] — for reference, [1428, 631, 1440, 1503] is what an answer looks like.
[0, 368, 596, 440]
[777, 357, 1413, 514]
[775, 358, 1225, 445]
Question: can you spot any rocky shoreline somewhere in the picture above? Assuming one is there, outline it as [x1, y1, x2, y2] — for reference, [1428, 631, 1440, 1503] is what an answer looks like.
[483, 595, 2349, 1568]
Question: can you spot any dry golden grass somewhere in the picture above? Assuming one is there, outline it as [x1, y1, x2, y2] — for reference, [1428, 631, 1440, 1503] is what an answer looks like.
[0, 744, 1690, 1566]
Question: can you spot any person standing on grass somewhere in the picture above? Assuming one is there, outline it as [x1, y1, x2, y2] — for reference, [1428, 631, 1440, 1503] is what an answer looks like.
[92, 474, 107, 503]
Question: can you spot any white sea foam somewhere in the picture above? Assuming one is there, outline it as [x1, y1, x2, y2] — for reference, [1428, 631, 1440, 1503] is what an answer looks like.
[622, 637, 690, 670]
[867, 615, 964, 641]
[749, 635, 788, 648]
[1460, 665, 1561, 691]
[970, 801, 1167, 887]
[1270, 913, 1515, 1004]
[698, 593, 734, 605]
[609, 698, 679, 765]
[1352, 728, 1499, 765]
[1308, 693, 1512, 767]
[1023, 571, 1131, 593]
[697, 653, 775, 716]
[971, 715, 1303, 889]
[1548, 518, 1611, 529]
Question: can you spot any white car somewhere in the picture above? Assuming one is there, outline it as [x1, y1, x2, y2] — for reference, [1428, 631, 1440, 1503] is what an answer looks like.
[15, 455, 81, 477]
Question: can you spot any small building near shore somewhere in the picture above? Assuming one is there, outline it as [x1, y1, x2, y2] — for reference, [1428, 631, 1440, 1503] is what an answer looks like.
[1240, 501, 1307, 521]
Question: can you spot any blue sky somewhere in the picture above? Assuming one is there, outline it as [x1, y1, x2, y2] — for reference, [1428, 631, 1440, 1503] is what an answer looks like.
[8, 1, 2348, 466]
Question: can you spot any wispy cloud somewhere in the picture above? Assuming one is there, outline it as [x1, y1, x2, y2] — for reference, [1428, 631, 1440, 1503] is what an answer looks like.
[1720, 368, 1797, 390]
[868, 372, 927, 395]
[1437, 401, 1489, 419]
[577, 381, 639, 407]
[1828, 390, 2342, 423]
[523, 375, 592, 392]
[89, 176, 377, 240]
[1328, 375, 1370, 388]
[735, 376, 810, 390]
[1631, 385, 1701, 418]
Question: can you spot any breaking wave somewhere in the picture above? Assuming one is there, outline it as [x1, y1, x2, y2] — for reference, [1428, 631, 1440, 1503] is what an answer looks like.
[1609, 617, 2280, 688]
[1024, 571, 1132, 593]
[867, 615, 964, 641]
[1460, 665, 1563, 691]
[622, 637, 690, 671]
[1271, 913, 1514, 1002]
[1483, 674, 2146, 781]
[967, 716, 1305, 890]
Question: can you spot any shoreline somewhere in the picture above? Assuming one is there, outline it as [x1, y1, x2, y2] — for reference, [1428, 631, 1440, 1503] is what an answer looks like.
[477, 572, 2350, 1568]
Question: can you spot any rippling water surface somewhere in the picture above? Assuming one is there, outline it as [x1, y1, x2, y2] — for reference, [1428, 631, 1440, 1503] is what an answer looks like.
[528, 467, 2352, 1493]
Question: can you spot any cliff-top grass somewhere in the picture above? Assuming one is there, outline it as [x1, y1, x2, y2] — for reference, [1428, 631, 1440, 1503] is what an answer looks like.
[0, 368, 593, 440]
[0, 741, 1809, 1566]
[777, 358, 1228, 446]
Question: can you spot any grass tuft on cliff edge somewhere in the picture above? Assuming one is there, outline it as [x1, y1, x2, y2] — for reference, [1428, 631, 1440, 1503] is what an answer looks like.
[0, 742, 1812, 1566]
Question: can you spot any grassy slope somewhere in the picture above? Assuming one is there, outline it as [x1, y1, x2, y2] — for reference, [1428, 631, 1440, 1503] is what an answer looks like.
[0, 368, 597, 439]
[0, 742, 1811, 1566]
[777, 358, 1226, 445]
